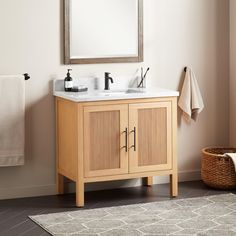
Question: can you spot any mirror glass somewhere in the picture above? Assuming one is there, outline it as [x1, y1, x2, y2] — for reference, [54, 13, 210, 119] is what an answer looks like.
[64, 0, 143, 64]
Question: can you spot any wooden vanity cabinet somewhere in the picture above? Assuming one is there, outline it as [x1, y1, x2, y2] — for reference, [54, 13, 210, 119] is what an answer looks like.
[56, 97, 178, 207]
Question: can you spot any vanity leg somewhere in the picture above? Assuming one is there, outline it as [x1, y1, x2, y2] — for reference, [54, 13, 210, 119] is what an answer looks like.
[144, 177, 153, 186]
[170, 173, 178, 197]
[57, 173, 64, 195]
[76, 180, 84, 207]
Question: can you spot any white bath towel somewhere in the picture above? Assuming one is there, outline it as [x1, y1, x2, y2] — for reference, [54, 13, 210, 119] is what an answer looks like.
[0, 75, 25, 166]
[225, 153, 236, 172]
[178, 67, 204, 121]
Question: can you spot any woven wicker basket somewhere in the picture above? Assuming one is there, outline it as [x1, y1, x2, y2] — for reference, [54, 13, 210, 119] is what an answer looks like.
[201, 147, 236, 189]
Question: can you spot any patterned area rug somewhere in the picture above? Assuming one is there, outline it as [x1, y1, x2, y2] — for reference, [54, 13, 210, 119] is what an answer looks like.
[29, 193, 236, 236]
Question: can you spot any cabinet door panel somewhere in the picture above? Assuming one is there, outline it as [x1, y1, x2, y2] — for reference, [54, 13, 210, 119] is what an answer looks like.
[84, 105, 128, 177]
[129, 102, 172, 173]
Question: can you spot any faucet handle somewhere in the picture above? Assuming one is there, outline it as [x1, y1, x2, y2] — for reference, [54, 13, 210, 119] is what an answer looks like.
[105, 72, 111, 77]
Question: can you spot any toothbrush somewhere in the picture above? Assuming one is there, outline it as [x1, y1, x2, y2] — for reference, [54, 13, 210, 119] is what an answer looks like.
[138, 67, 150, 88]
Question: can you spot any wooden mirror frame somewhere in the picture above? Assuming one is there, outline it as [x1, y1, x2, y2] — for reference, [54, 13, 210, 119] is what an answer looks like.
[64, 0, 143, 64]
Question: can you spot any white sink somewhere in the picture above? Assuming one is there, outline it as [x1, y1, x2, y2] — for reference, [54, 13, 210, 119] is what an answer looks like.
[98, 88, 147, 96]
[98, 90, 126, 96]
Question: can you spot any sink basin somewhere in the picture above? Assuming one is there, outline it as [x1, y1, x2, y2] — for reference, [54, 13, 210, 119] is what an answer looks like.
[98, 88, 146, 96]
[99, 90, 126, 96]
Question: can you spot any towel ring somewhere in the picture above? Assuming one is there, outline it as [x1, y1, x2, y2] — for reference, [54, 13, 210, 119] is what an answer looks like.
[23, 73, 30, 80]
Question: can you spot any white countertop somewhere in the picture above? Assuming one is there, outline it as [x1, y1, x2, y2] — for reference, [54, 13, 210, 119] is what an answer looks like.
[54, 87, 179, 102]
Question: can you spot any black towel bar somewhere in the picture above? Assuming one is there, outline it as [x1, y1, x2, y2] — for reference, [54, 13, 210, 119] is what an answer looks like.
[23, 73, 30, 80]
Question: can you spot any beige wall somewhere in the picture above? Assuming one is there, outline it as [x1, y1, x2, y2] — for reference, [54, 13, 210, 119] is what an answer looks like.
[0, 0, 229, 199]
[230, 0, 236, 146]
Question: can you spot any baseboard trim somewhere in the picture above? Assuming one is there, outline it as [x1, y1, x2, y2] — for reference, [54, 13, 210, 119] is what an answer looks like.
[0, 170, 201, 200]
[178, 169, 201, 182]
[0, 184, 56, 200]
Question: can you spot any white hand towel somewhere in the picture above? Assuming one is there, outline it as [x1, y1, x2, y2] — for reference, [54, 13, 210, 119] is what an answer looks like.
[0, 75, 25, 166]
[178, 67, 204, 121]
[225, 153, 236, 172]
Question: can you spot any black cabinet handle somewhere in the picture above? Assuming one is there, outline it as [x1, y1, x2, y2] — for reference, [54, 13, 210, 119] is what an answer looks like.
[130, 127, 136, 151]
[122, 128, 128, 152]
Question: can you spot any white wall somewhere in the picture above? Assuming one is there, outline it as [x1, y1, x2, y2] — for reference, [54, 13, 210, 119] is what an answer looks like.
[0, 0, 229, 199]
[230, 0, 236, 146]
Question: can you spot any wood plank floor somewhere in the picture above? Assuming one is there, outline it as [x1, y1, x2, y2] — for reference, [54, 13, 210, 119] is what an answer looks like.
[0, 181, 235, 236]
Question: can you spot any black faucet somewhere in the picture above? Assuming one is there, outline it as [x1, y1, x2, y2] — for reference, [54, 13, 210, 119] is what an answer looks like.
[104, 72, 113, 90]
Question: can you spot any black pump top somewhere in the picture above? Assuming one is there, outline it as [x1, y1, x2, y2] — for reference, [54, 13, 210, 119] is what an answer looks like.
[65, 69, 73, 80]
[67, 69, 72, 77]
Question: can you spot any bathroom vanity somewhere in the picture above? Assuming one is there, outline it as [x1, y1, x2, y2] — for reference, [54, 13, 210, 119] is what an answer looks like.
[55, 87, 179, 207]
[61, 0, 178, 207]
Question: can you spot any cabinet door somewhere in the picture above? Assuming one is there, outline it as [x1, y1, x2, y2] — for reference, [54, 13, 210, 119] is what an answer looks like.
[129, 102, 172, 173]
[84, 104, 128, 177]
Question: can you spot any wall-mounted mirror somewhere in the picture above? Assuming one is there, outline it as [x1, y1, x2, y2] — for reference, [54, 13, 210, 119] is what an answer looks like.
[64, 0, 143, 64]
